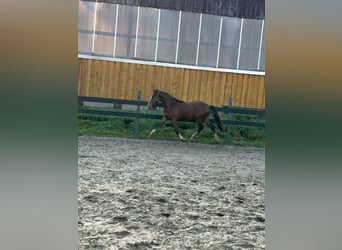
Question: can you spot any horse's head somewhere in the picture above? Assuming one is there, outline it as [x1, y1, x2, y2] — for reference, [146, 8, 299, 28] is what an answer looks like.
[147, 89, 160, 109]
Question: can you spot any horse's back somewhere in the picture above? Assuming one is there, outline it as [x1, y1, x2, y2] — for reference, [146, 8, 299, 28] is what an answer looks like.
[188, 101, 210, 110]
[175, 101, 210, 121]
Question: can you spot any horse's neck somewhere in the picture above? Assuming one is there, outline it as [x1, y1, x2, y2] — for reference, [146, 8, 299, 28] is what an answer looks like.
[159, 92, 178, 112]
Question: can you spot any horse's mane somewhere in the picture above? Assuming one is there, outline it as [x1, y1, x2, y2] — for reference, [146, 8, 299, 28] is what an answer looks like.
[160, 90, 184, 103]
[174, 97, 184, 103]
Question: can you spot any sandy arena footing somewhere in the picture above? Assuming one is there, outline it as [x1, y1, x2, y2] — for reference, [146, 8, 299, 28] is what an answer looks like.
[78, 136, 265, 249]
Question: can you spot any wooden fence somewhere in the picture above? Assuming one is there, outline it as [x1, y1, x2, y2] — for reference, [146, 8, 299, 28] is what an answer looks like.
[78, 58, 265, 109]
[78, 92, 265, 141]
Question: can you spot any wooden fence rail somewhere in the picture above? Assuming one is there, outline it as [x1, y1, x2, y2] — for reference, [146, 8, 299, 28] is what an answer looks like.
[78, 92, 265, 141]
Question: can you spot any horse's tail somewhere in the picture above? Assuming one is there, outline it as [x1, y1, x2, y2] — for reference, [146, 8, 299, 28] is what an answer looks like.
[210, 105, 226, 133]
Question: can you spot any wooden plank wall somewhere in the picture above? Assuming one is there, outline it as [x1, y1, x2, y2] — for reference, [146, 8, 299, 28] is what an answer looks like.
[78, 58, 265, 108]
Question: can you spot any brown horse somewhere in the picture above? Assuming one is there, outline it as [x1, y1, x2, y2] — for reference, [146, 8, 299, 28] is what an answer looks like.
[147, 89, 225, 142]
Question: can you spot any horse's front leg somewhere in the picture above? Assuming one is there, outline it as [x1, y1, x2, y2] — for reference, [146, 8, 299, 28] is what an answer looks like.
[172, 120, 186, 141]
[148, 115, 167, 137]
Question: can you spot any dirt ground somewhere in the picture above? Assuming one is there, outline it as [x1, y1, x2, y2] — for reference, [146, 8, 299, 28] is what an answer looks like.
[78, 135, 265, 250]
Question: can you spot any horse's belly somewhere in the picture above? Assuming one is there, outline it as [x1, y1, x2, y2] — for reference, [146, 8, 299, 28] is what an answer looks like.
[179, 116, 196, 122]
[179, 111, 206, 121]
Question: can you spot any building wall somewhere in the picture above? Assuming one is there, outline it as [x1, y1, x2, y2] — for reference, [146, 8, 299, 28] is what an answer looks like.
[78, 58, 265, 108]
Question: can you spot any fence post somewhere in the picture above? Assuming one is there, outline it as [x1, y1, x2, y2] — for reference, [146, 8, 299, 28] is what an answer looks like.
[135, 90, 142, 136]
[227, 96, 233, 142]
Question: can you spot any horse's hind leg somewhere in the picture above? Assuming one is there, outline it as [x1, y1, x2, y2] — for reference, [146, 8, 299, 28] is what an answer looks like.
[172, 120, 186, 141]
[205, 118, 221, 142]
[190, 122, 204, 140]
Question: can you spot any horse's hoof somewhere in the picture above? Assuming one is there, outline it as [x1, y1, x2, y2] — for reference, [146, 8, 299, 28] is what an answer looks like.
[148, 129, 156, 138]
[214, 134, 221, 143]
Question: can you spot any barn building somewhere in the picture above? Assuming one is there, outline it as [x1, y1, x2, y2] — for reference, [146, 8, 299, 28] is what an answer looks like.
[78, 0, 265, 108]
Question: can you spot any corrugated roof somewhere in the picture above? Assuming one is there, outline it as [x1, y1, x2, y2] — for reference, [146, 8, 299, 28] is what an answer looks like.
[80, 0, 265, 19]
